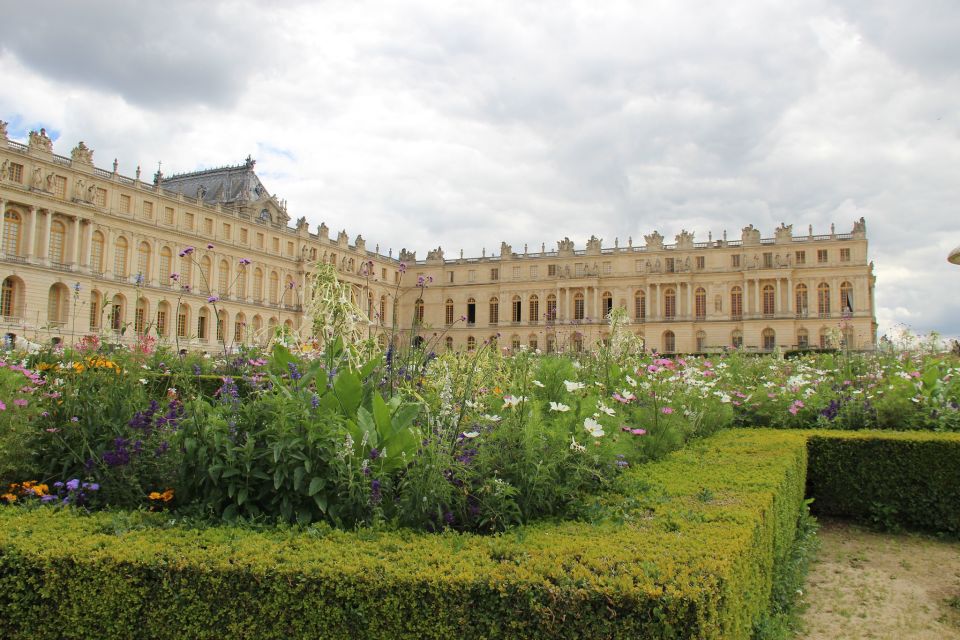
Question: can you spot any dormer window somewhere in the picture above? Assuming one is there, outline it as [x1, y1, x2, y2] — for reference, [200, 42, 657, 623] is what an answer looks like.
[259, 208, 270, 222]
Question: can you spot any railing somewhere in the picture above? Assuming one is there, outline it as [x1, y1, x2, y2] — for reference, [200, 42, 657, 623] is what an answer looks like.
[51, 262, 73, 272]
[2, 255, 27, 264]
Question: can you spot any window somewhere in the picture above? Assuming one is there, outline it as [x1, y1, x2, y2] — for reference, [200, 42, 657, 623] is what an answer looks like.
[197, 309, 209, 340]
[234, 316, 245, 342]
[7, 162, 23, 183]
[269, 272, 279, 303]
[548, 264, 557, 277]
[89, 291, 101, 329]
[156, 308, 168, 337]
[447, 271, 454, 283]
[840, 281, 853, 313]
[219, 260, 230, 295]
[763, 252, 773, 269]
[256, 233, 264, 249]
[53, 176, 67, 198]
[574, 292, 585, 320]
[445, 299, 454, 325]
[109, 296, 124, 331]
[135, 299, 147, 334]
[817, 283, 830, 317]
[762, 328, 776, 351]
[240, 228, 248, 244]
[762, 284, 775, 317]
[840, 248, 850, 262]
[467, 336, 476, 351]
[203, 218, 213, 234]
[143, 201, 153, 219]
[634, 291, 646, 321]
[90, 232, 105, 274]
[286, 241, 294, 256]
[795, 284, 808, 317]
[254, 269, 264, 300]
[635, 260, 643, 272]
[529, 295, 539, 323]
[602, 291, 613, 317]
[695, 256, 705, 270]
[665, 258, 675, 273]
[730, 286, 743, 320]
[379, 296, 386, 321]
[415, 299, 425, 322]
[512, 296, 522, 323]
[795, 250, 805, 265]
[177, 307, 189, 338]
[696, 331, 706, 352]
[114, 237, 128, 277]
[49, 220, 66, 264]
[3, 211, 21, 256]
[94, 188, 107, 208]
[695, 287, 706, 320]
[216, 312, 225, 342]
[546, 295, 557, 323]
[511, 335, 521, 351]
[731, 255, 741, 268]
[488, 297, 499, 325]
[200, 257, 212, 294]
[164, 207, 174, 225]
[602, 262, 612, 274]
[817, 249, 828, 264]
[185, 213, 194, 230]
[575, 263, 585, 277]
[236, 269, 246, 298]
[120, 194, 131, 214]
[663, 288, 676, 320]
[466, 298, 476, 325]
[468, 270, 476, 282]
[797, 328, 809, 349]
[1, 277, 18, 317]
[272, 237, 280, 253]
[731, 330, 743, 349]
[528, 336, 538, 351]
[180, 254, 192, 288]
[47, 284, 67, 325]
[490, 268, 499, 281]
[530, 265, 538, 278]
[223, 223, 231, 239]
[546, 334, 556, 353]
[663, 330, 676, 353]
[512, 266, 521, 279]
[137, 242, 150, 280]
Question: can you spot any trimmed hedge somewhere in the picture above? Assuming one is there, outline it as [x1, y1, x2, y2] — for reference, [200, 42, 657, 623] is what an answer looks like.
[806, 430, 960, 535]
[0, 429, 809, 640]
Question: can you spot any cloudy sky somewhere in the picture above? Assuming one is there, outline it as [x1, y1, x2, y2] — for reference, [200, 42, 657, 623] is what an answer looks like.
[1, 0, 958, 339]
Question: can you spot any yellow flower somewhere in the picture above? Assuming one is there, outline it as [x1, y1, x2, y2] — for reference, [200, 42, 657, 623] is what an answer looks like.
[1, 493, 17, 503]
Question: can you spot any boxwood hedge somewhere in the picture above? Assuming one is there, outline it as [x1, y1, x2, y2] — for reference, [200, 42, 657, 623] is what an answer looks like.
[0, 429, 810, 639]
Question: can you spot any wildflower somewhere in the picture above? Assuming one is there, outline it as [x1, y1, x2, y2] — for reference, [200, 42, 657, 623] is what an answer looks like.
[462, 431, 480, 439]
[564, 380, 586, 392]
[583, 417, 605, 438]
[625, 375, 637, 387]
[206, 243, 215, 250]
[612, 391, 635, 404]
[661, 407, 673, 415]
[549, 402, 571, 412]
[532, 380, 545, 388]
[502, 395, 526, 409]
[178, 246, 195, 257]
[570, 436, 586, 452]
[480, 414, 501, 422]
[596, 402, 616, 416]
[13, 399, 27, 408]
[239, 258, 251, 266]
[207, 295, 220, 303]
[169, 273, 180, 282]
[631, 428, 647, 436]
[65, 479, 80, 492]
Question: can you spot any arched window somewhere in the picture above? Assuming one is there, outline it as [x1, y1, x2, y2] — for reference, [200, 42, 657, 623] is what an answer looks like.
[445, 299, 454, 325]
[137, 242, 151, 281]
[529, 295, 539, 323]
[696, 330, 706, 352]
[159, 247, 173, 286]
[797, 327, 809, 349]
[445, 336, 453, 350]
[157, 301, 171, 337]
[663, 288, 676, 320]
[695, 287, 706, 320]
[177, 304, 191, 338]
[512, 295, 522, 323]
[634, 290, 646, 321]
[840, 281, 853, 314]
[817, 283, 831, 318]
[269, 272, 279, 304]
[601, 291, 613, 317]
[3, 211, 21, 256]
[663, 330, 676, 353]
[46, 283, 68, 325]
[572, 332, 584, 352]
[466, 297, 476, 325]
[762, 284, 775, 317]
[252, 314, 263, 340]
[795, 284, 808, 318]
[114, 237, 129, 277]
[234, 312, 246, 343]
[730, 286, 743, 320]
[90, 231, 105, 274]
[217, 310, 227, 342]
[197, 307, 210, 340]
[218, 260, 230, 295]
[528, 334, 538, 351]
[379, 295, 386, 322]
[762, 328, 776, 351]
[200, 256, 212, 293]
[236, 267, 246, 298]
[573, 292, 585, 320]
[466, 336, 476, 351]
[511, 335, 521, 351]
[253, 268, 264, 301]
[819, 327, 830, 349]
[1, 277, 20, 318]
[49, 220, 66, 264]
[731, 330, 743, 349]
[546, 333, 556, 353]
[89, 290, 102, 330]
[180, 252, 192, 288]
[415, 299, 425, 322]
[135, 297, 149, 335]
[109, 294, 125, 331]
[546, 294, 557, 323]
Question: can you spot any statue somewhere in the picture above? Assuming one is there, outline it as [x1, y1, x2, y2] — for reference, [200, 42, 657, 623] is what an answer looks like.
[70, 141, 94, 165]
[0, 160, 7, 182]
[74, 178, 86, 200]
[0, 120, 7, 140]
[45, 172, 55, 191]
[644, 231, 664, 250]
[28, 128, 53, 153]
[135, 165, 141, 180]
[112, 158, 119, 174]
[87, 182, 98, 202]
[32, 167, 44, 189]
[197, 184, 207, 199]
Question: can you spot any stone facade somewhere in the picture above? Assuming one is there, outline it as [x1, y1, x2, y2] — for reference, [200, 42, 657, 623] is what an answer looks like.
[0, 126, 877, 353]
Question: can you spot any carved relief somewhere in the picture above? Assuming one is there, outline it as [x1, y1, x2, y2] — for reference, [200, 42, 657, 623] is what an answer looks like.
[398, 248, 416, 262]
[586, 235, 602, 254]
[557, 237, 574, 253]
[500, 241, 512, 257]
[28, 128, 53, 153]
[644, 231, 664, 250]
[426, 247, 444, 261]
[675, 229, 694, 249]
[70, 141, 94, 165]
[741, 224, 761, 246]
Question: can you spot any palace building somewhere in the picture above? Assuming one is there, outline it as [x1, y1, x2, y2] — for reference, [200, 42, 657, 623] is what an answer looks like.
[0, 124, 877, 354]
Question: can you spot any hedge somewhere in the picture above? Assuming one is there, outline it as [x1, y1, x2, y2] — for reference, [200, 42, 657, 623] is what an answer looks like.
[0, 429, 809, 639]
[805, 429, 960, 535]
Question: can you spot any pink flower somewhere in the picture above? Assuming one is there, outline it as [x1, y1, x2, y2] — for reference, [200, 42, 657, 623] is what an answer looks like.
[631, 428, 647, 436]
[13, 399, 27, 407]
[0, 401, 5, 411]
[661, 407, 673, 415]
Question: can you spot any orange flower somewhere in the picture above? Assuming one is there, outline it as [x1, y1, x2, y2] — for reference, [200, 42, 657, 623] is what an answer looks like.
[1, 493, 17, 503]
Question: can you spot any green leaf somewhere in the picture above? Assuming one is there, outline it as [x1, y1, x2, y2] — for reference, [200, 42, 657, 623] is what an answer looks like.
[333, 371, 363, 417]
[313, 493, 328, 513]
[293, 466, 306, 491]
[237, 487, 248, 506]
[308, 477, 325, 496]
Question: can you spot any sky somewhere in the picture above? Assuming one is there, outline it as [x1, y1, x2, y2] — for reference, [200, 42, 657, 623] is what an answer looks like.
[1, 0, 958, 340]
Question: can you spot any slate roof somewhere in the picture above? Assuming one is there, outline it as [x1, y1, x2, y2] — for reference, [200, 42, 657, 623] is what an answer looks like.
[159, 156, 270, 205]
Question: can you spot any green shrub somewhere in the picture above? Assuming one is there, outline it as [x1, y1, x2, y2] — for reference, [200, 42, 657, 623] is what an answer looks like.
[805, 430, 960, 535]
[0, 429, 809, 639]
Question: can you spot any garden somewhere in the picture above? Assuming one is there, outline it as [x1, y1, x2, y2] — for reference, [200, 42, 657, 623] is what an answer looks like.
[0, 268, 958, 638]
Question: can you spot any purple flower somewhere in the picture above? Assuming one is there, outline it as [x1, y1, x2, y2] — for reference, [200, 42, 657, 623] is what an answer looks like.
[206, 243, 215, 250]
[207, 295, 220, 303]
[369, 448, 380, 460]
[179, 246, 195, 257]
[399, 262, 407, 273]
[170, 273, 180, 281]
[370, 478, 382, 505]
[239, 258, 251, 266]
[65, 479, 80, 492]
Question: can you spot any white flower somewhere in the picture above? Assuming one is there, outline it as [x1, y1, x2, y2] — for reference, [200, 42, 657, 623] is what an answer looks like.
[596, 402, 616, 416]
[532, 380, 545, 388]
[502, 395, 527, 408]
[583, 417, 605, 438]
[549, 402, 571, 412]
[564, 380, 586, 392]
[572, 361, 582, 369]
[625, 375, 637, 387]
[139, 378, 148, 385]
[570, 436, 586, 452]
[462, 431, 480, 439]
[481, 414, 502, 422]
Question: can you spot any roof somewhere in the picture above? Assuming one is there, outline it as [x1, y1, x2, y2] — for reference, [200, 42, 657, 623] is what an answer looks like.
[158, 156, 270, 205]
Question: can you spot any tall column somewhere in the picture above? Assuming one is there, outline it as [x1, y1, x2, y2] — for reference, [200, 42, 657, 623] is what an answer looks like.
[593, 287, 600, 321]
[26, 206, 37, 260]
[775, 279, 781, 316]
[71, 217, 82, 265]
[40, 209, 52, 263]
[82, 222, 93, 269]
[786, 278, 793, 314]
[0, 199, 6, 258]
[686, 284, 693, 320]
[104, 230, 115, 278]
[150, 239, 160, 286]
